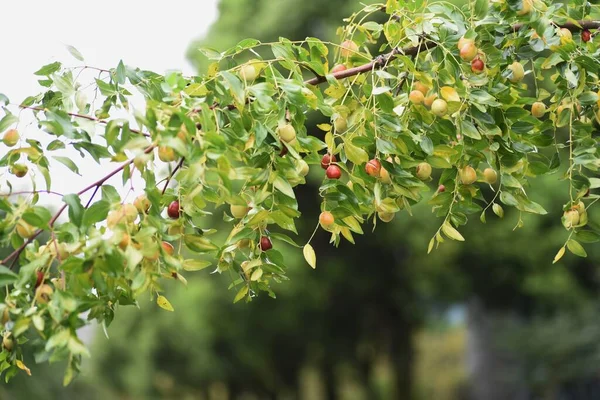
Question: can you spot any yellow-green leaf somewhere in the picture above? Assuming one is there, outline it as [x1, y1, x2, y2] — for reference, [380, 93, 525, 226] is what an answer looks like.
[344, 140, 369, 165]
[16, 360, 31, 376]
[303, 244, 317, 269]
[233, 285, 249, 303]
[183, 259, 212, 271]
[427, 237, 435, 254]
[553, 246, 566, 264]
[250, 268, 263, 281]
[157, 295, 174, 311]
[567, 239, 587, 258]
[441, 222, 465, 241]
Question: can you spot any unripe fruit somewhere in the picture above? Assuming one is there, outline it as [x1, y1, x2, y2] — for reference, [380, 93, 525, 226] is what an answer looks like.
[438, 185, 446, 193]
[340, 40, 359, 57]
[471, 57, 485, 73]
[559, 28, 573, 45]
[416, 162, 432, 181]
[459, 166, 477, 185]
[10, 163, 28, 178]
[230, 204, 250, 219]
[331, 64, 347, 74]
[483, 168, 498, 184]
[2, 336, 13, 352]
[457, 36, 474, 50]
[319, 211, 335, 229]
[531, 102, 546, 118]
[459, 42, 478, 61]
[333, 116, 348, 133]
[581, 29, 592, 43]
[259, 236, 272, 251]
[380, 167, 392, 184]
[2, 129, 19, 147]
[409, 90, 425, 104]
[563, 209, 580, 229]
[158, 146, 177, 162]
[277, 124, 296, 143]
[413, 82, 429, 96]
[35, 284, 54, 304]
[431, 99, 448, 117]
[365, 159, 382, 177]
[167, 200, 180, 219]
[507, 61, 525, 83]
[240, 64, 258, 82]
[378, 211, 395, 223]
[321, 154, 336, 170]
[161, 241, 174, 256]
[423, 94, 438, 108]
[326, 165, 342, 179]
[16, 220, 36, 239]
[296, 159, 310, 177]
[134, 195, 151, 214]
[122, 204, 138, 223]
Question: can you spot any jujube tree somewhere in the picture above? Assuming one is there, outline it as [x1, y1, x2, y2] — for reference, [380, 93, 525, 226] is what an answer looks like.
[0, 0, 599, 383]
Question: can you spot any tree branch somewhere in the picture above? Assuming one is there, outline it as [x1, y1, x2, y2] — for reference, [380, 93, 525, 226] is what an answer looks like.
[162, 158, 185, 195]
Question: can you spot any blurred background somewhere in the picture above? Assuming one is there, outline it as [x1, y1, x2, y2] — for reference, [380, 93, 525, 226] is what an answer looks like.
[2, 1, 600, 399]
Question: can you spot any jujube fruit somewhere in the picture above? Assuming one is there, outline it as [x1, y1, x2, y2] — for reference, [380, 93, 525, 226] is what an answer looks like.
[161, 241, 175, 255]
[259, 236, 272, 251]
[167, 201, 180, 219]
[240, 64, 258, 82]
[340, 40, 359, 57]
[231, 204, 250, 219]
[507, 61, 524, 83]
[277, 124, 296, 143]
[321, 154, 336, 170]
[409, 90, 425, 104]
[333, 116, 348, 133]
[416, 162, 432, 180]
[431, 99, 448, 117]
[531, 102, 546, 118]
[331, 64, 347, 74]
[16, 220, 36, 239]
[380, 167, 392, 184]
[326, 165, 342, 179]
[158, 146, 177, 162]
[134, 195, 151, 214]
[319, 211, 335, 229]
[365, 159, 381, 177]
[296, 159, 310, 177]
[459, 166, 477, 185]
[483, 168, 498, 184]
[2, 129, 19, 147]
[459, 42, 478, 61]
[581, 29, 592, 43]
[471, 57, 485, 73]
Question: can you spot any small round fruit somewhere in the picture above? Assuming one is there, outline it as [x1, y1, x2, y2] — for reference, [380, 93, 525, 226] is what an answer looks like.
[35, 284, 54, 304]
[416, 162, 432, 181]
[423, 94, 438, 108]
[581, 29, 592, 43]
[483, 168, 498, 184]
[277, 124, 296, 143]
[471, 57, 485, 73]
[231, 204, 250, 219]
[380, 167, 392, 184]
[259, 236, 272, 251]
[459, 42, 478, 61]
[2, 336, 13, 352]
[340, 40, 359, 57]
[413, 82, 430, 95]
[333, 116, 348, 133]
[457, 36, 474, 50]
[122, 204, 138, 223]
[158, 146, 177, 162]
[161, 241, 175, 255]
[118, 233, 131, 250]
[16, 220, 36, 239]
[2, 129, 19, 147]
[296, 159, 310, 177]
[365, 159, 382, 177]
[167, 201, 180, 219]
[319, 211, 335, 229]
[531, 102, 546, 118]
[35, 270, 44, 288]
[378, 211, 395, 223]
[10, 163, 28, 178]
[431, 99, 448, 117]
[240, 64, 258, 82]
[331, 64, 347, 74]
[409, 90, 425, 105]
[507, 61, 525, 83]
[106, 210, 122, 229]
[563, 209, 580, 229]
[321, 154, 337, 170]
[326, 165, 342, 179]
[438, 185, 446, 193]
[459, 166, 477, 185]
[134, 195, 151, 214]
[559, 28, 573, 45]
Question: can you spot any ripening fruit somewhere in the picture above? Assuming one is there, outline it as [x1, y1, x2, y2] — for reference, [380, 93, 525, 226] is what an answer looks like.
[296, 159, 310, 177]
[483, 168, 498, 184]
[277, 124, 296, 143]
[438, 185, 446, 193]
[134, 195, 151, 214]
[10, 163, 28, 178]
[559, 28, 573, 45]
[259, 236, 273, 251]
[562, 209, 580, 229]
[409, 90, 425, 104]
[2, 129, 19, 147]
[471, 57, 485, 73]
[279, 145, 288, 157]
[35, 284, 54, 304]
[117, 233, 130, 250]
[230, 204, 250, 219]
[378, 211, 395, 223]
[581, 29, 592, 43]
[35, 270, 44, 288]
[161, 241, 175, 256]
[423, 94, 438, 108]
[167, 200, 180, 219]
[319, 211, 335, 229]
[380, 167, 392, 184]
[333, 116, 348, 133]
[240, 64, 258, 82]
[2, 336, 13, 352]
[321, 154, 336, 170]
[507, 61, 525, 83]
[431, 99, 448, 117]
[517, 0, 532, 15]
[459, 166, 477, 185]
[331, 64, 347, 74]
[158, 146, 177, 162]
[459, 42, 478, 61]
[416, 162, 432, 180]
[326, 164, 342, 179]
[365, 159, 382, 177]
[531, 102, 546, 118]
[340, 40, 359, 57]
[122, 204, 138, 223]
[413, 82, 429, 96]
[457, 36, 474, 50]
[16, 220, 36, 239]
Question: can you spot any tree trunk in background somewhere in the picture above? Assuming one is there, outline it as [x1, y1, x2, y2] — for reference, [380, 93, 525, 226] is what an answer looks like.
[390, 325, 414, 399]
[465, 298, 528, 400]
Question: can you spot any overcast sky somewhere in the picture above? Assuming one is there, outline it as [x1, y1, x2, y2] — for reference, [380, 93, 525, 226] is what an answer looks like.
[0, 0, 219, 212]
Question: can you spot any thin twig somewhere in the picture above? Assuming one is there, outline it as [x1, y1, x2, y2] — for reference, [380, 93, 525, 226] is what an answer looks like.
[162, 158, 185, 195]
[0, 190, 64, 198]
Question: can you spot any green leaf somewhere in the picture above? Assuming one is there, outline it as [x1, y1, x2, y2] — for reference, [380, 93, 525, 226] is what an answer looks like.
[345, 140, 369, 165]
[575, 230, 600, 243]
[441, 222, 465, 241]
[567, 239, 587, 258]
[553, 246, 565, 264]
[65, 45, 84, 61]
[0, 265, 18, 288]
[492, 203, 504, 218]
[82, 200, 110, 226]
[62, 194, 84, 227]
[156, 295, 174, 311]
[474, 0, 489, 19]
[303, 244, 316, 269]
[53, 156, 81, 175]
[22, 207, 52, 228]
[460, 120, 481, 139]
[182, 259, 212, 271]
[0, 113, 19, 133]
[34, 62, 62, 76]
[269, 232, 302, 248]
[273, 176, 295, 198]
[233, 285, 249, 303]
